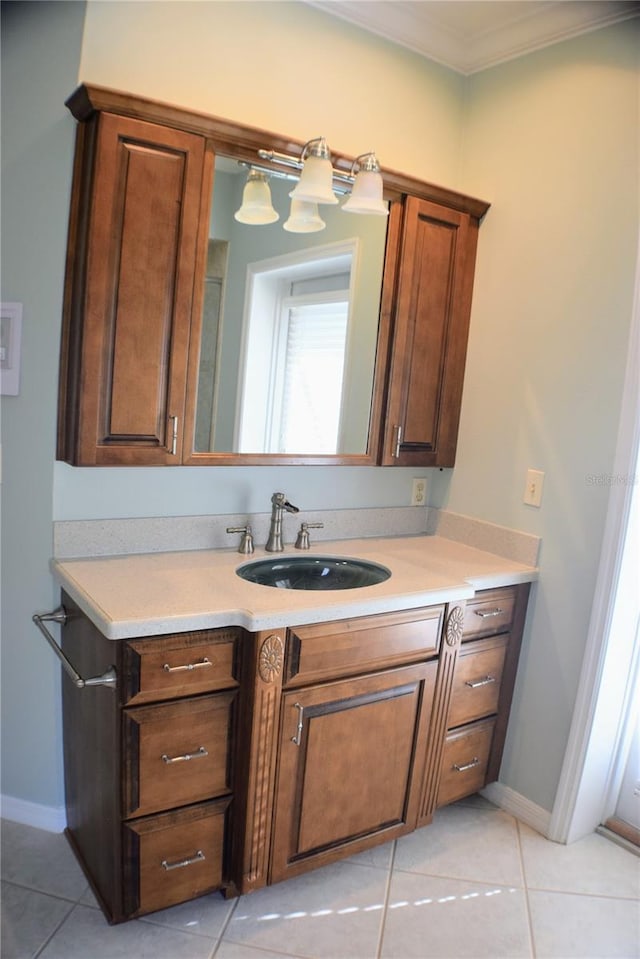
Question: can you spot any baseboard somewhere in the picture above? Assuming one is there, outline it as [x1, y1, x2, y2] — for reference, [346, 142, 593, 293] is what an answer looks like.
[1, 794, 66, 833]
[481, 782, 552, 838]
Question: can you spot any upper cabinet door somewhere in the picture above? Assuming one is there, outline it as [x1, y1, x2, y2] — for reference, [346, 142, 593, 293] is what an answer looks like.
[380, 196, 480, 467]
[58, 113, 208, 465]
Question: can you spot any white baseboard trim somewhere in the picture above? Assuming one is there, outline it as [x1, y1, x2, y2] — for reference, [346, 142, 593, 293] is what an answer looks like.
[481, 782, 553, 838]
[1, 794, 66, 833]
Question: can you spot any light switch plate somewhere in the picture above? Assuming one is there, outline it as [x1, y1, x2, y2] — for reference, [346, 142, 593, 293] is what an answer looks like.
[524, 468, 545, 507]
[0, 302, 23, 396]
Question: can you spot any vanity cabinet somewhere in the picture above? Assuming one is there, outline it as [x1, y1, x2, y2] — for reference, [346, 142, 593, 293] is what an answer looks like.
[437, 584, 530, 806]
[56, 84, 489, 468]
[60, 593, 240, 922]
[269, 607, 444, 883]
[56, 582, 529, 922]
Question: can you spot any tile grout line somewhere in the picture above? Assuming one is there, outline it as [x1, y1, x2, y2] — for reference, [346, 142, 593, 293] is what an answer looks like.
[516, 819, 538, 959]
[31, 898, 79, 959]
[208, 893, 241, 957]
[374, 841, 397, 959]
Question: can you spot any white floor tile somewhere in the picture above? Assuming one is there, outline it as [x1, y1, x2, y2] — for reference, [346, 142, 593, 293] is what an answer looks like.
[519, 823, 640, 898]
[380, 871, 532, 958]
[140, 890, 236, 938]
[37, 903, 216, 959]
[394, 803, 524, 887]
[215, 943, 306, 959]
[222, 860, 389, 959]
[0, 881, 74, 959]
[528, 888, 640, 958]
[0, 821, 87, 901]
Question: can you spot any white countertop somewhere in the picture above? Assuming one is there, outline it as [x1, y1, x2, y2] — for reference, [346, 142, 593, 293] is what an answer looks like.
[50, 534, 538, 640]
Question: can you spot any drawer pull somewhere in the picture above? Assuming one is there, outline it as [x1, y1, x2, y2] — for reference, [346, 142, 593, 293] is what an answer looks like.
[474, 607, 503, 619]
[161, 849, 205, 872]
[291, 702, 304, 746]
[465, 675, 496, 689]
[162, 657, 212, 673]
[161, 746, 208, 765]
[453, 757, 481, 773]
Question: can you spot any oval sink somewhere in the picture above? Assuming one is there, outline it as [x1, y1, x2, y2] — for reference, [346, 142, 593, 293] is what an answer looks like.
[236, 556, 391, 590]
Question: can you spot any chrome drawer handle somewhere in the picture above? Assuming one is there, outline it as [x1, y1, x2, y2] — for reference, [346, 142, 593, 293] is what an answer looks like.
[453, 757, 481, 773]
[474, 607, 504, 619]
[163, 657, 212, 673]
[465, 675, 496, 689]
[161, 746, 208, 764]
[161, 849, 205, 871]
[291, 702, 304, 746]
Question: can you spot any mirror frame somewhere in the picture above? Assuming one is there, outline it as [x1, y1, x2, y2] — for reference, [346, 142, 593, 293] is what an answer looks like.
[66, 85, 489, 466]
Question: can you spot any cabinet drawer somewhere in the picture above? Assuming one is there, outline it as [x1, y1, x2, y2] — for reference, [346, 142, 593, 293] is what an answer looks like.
[448, 636, 508, 728]
[122, 629, 240, 705]
[437, 718, 495, 807]
[463, 588, 516, 640]
[123, 798, 229, 917]
[285, 605, 444, 687]
[123, 692, 236, 818]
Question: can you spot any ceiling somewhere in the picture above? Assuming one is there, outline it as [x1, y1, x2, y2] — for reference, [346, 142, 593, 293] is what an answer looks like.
[306, 0, 640, 74]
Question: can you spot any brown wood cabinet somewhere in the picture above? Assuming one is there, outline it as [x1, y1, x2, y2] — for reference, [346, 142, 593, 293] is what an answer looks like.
[58, 583, 528, 923]
[57, 85, 488, 468]
[380, 197, 480, 467]
[60, 592, 240, 922]
[437, 584, 531, 806]
[57, 110, 209, 465]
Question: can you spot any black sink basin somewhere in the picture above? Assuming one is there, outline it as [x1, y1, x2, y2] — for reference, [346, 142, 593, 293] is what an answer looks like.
[236, 556, 391, 590]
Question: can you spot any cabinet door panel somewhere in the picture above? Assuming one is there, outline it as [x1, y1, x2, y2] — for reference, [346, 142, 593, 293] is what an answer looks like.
[60, 112, 206, 465]
[271, 662, 436, 882]
[382, 196, 479, 467]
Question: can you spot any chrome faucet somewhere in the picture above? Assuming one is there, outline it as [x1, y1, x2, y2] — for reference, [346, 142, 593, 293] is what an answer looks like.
[265, 492, 299, 552]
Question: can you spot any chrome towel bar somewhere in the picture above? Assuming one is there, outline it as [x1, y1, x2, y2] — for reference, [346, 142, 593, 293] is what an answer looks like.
[32, 606, 117, 690]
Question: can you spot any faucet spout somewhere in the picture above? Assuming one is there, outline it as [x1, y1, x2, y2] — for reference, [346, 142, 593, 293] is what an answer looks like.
[265, 492, 299, 552]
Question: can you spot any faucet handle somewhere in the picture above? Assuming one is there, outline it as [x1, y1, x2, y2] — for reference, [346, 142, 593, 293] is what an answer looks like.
[226, 525, 254, 554]
[295, 522, 324, 550]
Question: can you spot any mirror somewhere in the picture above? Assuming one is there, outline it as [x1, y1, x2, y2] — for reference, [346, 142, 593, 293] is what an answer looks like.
[192, 156, 389, 458]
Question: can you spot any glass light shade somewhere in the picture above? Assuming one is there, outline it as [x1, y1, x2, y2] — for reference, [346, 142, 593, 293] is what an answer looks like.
[342, 169, 388, 216]
[234, 171, 279, 224]
[290, 154, 338, 205]
[283, 198, 326, 233]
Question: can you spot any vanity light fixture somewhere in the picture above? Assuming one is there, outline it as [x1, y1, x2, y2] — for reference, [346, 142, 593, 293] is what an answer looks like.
[342, 153, 389, 216]
[252, 137, 388, 222]
[289, 137, 339, 206]
[234, 168, 279, 225]
[283, 197, 326, 233]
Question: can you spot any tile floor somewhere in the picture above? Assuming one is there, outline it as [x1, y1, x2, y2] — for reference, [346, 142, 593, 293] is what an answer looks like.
[2, 796, 638, 959]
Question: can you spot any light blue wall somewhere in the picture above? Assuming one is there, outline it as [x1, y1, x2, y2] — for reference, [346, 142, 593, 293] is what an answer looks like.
[1, 1, 87, 809]
[450, 23, 639, 810]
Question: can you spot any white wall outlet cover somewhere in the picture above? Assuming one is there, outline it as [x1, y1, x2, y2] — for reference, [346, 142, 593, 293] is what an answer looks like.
[411, 477, 427, 506]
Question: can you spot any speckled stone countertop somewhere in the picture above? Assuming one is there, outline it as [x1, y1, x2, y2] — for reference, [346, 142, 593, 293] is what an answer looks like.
[50, 534, 538, 640]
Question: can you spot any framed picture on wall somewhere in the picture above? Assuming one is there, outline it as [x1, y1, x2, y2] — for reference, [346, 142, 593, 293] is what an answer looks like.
[1, 302, 23, 396]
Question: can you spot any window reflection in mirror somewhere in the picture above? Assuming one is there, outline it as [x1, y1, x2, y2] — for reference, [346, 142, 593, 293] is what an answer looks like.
[194, 157, 388, 456]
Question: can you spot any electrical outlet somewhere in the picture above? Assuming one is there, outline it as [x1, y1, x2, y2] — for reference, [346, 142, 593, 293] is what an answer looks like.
[523, 468, 545, 507]
[411, 478, 427, 506]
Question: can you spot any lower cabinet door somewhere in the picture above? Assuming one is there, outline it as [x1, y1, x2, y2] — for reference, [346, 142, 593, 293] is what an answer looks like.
[437, 718, 496, 807]
[123, 798, 230, 918]
[270, 661, 437, 882]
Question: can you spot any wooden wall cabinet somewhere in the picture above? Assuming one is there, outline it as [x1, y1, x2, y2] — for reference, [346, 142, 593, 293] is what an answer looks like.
[57, 85, 488, 468]
[58, 585, 527, 923]
[380, 197, 480, 467]
[57, 110, 210, 465]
